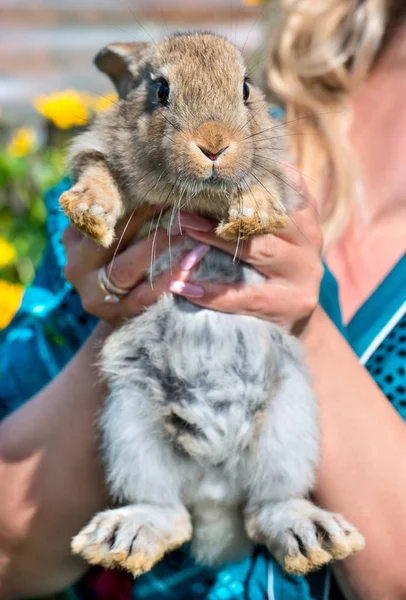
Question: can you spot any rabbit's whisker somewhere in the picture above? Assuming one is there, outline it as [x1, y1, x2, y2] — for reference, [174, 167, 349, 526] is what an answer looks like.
[107, 208, 136, 283]
[248, 168, 286, 216]
[231, 104, 267, 137]
[246, 61, 267, 78]
[106, 167, 160, 279]
[268, 110, 343, 132]
[147, 172, 176, 275]
[245, 37, 269, 69]
[147, 169, 171, 242]
[155, 177, 181, 278]
[158, 108, 182, 133]
[150, 204, 167, 286]
[240, 13, 261, 56]
[127, 9, 159, 50]
[255, 133, 320, 142]
[252, 154, 315, 183]
[252, 157, 313, 211]
[105, 120, 176, 144]
[250, 165, 312, 243]
[175, 182, 189, 236]
[92, 91, 121, 110]
[243, 123, 318, 140]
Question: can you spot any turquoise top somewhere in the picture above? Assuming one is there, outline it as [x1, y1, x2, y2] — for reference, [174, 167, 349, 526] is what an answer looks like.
[0, 178, 405, 600]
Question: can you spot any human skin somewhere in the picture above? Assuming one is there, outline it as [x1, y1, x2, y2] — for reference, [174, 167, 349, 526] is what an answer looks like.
[0, 208, 190, 598]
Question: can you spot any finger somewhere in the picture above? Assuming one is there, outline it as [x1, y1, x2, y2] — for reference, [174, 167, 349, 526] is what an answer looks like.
[84, 231, 184, 311]
[183, 202, 321, 260]
[168, 280, 252, 314]
[106, 230, 184, 291]
[120, 263, 192, 319]
[77, 205, 167, 270]
[175, 212, 280, 262]
[168, 279, 299, 322]
[177, 227, 283, 269]
[78, 268, 176, 327]
[62, 224, 83, 246]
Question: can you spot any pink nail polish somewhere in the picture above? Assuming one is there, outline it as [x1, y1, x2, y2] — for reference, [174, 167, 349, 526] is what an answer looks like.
[179, 212, 213, 231]
[180, 243, 211, 271]
[169, 281, 204, 298]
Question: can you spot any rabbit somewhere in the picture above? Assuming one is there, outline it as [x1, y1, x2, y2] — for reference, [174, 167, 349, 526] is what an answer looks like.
[62, 32, 365, 578]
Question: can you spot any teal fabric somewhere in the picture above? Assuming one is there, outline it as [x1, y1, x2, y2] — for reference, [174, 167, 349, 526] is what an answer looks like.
[0, 178, 404, 600]
[273, 563, 316, 600]
[0, 179, 97, 417]
[347, 254, 406, 359]
[318, 265, 348, 340]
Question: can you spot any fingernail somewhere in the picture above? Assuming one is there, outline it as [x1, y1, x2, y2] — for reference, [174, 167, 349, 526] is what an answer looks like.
[180, 243, 211, 271]
[169, 280, 204, 298]
[179, 212, 213, 231]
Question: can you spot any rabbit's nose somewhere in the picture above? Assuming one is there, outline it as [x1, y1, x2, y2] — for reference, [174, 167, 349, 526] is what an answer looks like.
[198, 145, 229, 162]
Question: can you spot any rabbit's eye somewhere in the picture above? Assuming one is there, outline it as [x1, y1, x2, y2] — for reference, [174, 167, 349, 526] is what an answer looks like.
[157, 79, 170, 105]
[243, 79, 250, 103]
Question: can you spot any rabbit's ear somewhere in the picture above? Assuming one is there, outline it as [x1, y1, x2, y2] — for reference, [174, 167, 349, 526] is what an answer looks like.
[94, 42, 149, 98]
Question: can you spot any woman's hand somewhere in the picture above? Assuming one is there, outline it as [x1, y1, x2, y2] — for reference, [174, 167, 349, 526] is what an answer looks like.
[169, 195, 324, 336]
[62, 206, 187, 327]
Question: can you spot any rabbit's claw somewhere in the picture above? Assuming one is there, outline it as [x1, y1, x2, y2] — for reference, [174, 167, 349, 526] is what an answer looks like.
[246, 499, 365, 576]
[71, 506, 192, 578]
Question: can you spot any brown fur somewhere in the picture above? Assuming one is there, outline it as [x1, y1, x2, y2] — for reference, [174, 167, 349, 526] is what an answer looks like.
[216, 186, 289, 241]
[60, 159, 123, 246]
[60, 32, 299, 247]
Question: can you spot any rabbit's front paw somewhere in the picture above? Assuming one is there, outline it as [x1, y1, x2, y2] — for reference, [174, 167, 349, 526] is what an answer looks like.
[216, 207, 287, 241]
[246, 498, 365, 576]
[71, 505, 192, 577]
[60, 184, 118, 247]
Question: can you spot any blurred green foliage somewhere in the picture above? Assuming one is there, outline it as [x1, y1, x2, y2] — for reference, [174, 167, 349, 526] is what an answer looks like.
[0, 90, 117, 290]
[0, 142, 66, 285]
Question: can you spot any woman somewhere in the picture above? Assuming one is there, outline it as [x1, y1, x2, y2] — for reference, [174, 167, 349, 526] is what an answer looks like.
[0, 1, 405, 599]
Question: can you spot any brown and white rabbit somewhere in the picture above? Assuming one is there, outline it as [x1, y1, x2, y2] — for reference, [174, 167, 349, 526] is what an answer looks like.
[61, 32, 364, 578]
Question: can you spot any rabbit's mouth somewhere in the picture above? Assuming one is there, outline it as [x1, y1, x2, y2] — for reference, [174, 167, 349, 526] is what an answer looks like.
[190, 172, 237, 193]
[206, 174, 223, 187]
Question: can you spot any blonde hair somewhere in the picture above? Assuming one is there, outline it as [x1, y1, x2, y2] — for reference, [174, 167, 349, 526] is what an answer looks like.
[266, 0, 404, 245]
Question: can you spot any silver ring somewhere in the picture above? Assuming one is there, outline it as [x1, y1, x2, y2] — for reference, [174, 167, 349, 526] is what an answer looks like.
[98, 265, 130, 304]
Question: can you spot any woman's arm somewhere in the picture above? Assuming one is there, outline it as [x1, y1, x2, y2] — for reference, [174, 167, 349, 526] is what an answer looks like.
[0, 322, 110, 599]
[172, 209, 406, 600]
[304, 307, 406, 600]
[0, 208, 186, 598]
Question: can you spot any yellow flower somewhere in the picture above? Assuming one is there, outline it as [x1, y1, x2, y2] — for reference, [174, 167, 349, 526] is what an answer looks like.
[7, 127, 36, 158]
[0, 280, 23, 329]
[34, 90, 91, 129]
[92, 92, 119, 113]
[0, 238, 17, 268]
